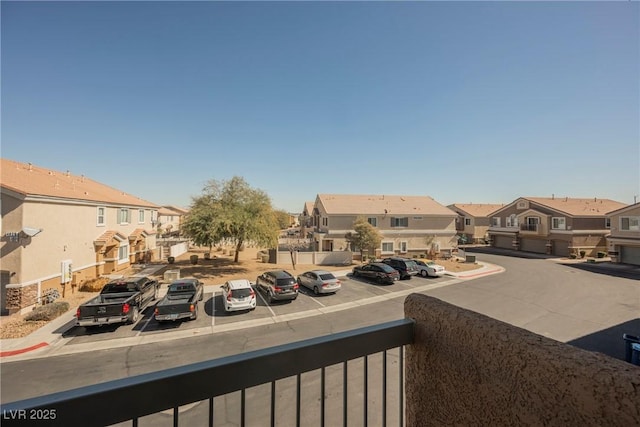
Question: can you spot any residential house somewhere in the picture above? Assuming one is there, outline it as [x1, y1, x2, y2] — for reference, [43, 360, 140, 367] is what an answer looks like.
[157, 205, 188, 237]
[310, 194, 458, 257]
[606, 202, 640, 265]
[1, 159, 159, 314]
[299, 201, 314, 238]
[448, 203, 504, 244]
[487, 196, 627, 257]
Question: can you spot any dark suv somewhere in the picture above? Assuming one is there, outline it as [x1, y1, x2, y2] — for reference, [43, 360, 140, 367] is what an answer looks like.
[381, 257, 419, 280]
[255, 270, 299, 303]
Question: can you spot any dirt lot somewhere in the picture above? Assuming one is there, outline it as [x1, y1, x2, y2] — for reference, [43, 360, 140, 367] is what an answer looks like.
[0, 246, 480, 339]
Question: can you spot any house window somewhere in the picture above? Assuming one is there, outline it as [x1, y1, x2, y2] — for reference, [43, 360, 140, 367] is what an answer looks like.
[605, 218, 611, 229]
[322, 217, 328, 227]
[97, 207, 106, 226]
[400, 241, 408, 253]
[118, 208, 130, 225]
[620, 216, 640, 231]
[367, 217, 377, 227]
[381, 242, 394, 253]
[118, 244, 129, 264]
[138, 209, 145, 224]
[464, 218, 472, 226]
[151, 210, 158, 224]
[491, 217, 501, 227]
[413, 216, 423, 220]
[390, 217, 408, 227]
[552, 217, 566, 230]
[506, 214, 518, 227]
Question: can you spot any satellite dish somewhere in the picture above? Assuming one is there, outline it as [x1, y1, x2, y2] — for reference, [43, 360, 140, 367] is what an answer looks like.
[22, 227, 43, 237]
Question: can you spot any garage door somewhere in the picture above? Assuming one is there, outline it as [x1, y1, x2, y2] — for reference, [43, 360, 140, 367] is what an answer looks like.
[620, 245, 640, 266]
[553, 240, 570, 257]
[493, 235, 513, 250]
[520, 238, 547, 254]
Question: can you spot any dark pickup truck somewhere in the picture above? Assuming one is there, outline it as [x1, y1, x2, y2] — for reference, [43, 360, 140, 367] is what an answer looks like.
[76, 276, 159, 328]
[154, 278, 204, 322]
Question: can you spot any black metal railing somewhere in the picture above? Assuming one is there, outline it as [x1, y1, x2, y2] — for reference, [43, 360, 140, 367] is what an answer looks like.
[520, 223, 539, 232]
[1, 319, 415, 427]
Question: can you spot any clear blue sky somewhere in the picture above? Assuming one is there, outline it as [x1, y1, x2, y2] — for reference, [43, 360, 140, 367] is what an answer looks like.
[2, 1, 639, 212]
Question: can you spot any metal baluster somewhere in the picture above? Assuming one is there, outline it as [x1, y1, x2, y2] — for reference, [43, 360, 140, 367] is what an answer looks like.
[321, 367, 326, 427]
[209, 398, 214, 427]
[271, 381, 276, 427]
[296, 374, 301, 427]
[399, 346, 404, 427]
[364, 355, 368, 427]
[132, 418, 138, 427]
[383, 350, 387, 427]
[173, 407, 178, 427]
[241, 389, 246, 427]
[343, 361, 348, 427]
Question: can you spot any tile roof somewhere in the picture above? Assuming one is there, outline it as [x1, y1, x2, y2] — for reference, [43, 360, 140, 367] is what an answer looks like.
[449, 203, 504, 217]
[1, 159, 158, 208]
[303, 201, 314, 215]
[94, 230, 127, 247]
[317, 194, 456, 216]
[163, 205, 189, 214]
[606, 202, 640, 216]
[525, 197, 627, 216]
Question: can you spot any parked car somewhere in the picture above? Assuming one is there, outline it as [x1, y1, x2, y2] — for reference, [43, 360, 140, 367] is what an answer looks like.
[76, 276, 159, 328]
[154, 278, 203, 322]
[256, 270, 299, 303]
[381, 257, 419, 280]
[414, 259, 446, 277]
[296, 270, 341, 295]
[352, 262, 400, 285]
[221, 279, 257, 312]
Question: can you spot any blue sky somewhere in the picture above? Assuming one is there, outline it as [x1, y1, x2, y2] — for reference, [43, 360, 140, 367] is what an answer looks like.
[2, 1, 639, 212]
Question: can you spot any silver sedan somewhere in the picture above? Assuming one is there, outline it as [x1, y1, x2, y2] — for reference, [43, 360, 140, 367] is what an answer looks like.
[296, 270, 342, 295]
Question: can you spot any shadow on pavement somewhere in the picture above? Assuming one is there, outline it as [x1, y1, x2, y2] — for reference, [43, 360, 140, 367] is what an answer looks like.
[568, 318, 640, 361]
[556, 261, 640, 281]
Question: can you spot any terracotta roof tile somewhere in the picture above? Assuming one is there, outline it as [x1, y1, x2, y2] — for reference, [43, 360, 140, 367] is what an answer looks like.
[1, 159, 158, 208]
[525, 197, 627, 216]
[317, 194, 456, 216]
[449, 204, 504, 217]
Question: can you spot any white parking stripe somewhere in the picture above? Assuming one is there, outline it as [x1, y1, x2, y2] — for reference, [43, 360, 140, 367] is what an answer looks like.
[308, 295, 326, 307]
[255, 287, 277, 317]
[211, 291, 216, 328]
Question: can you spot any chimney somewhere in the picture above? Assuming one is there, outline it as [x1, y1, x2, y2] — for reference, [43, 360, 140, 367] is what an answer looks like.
[28, 163, 33, 171]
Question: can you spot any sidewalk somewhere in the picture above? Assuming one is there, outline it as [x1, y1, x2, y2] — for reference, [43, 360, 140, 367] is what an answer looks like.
[0, 262, 500, 360]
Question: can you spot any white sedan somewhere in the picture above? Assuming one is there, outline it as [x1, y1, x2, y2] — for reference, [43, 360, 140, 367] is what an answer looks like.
[414, 260, 445, 277]
[296, 270, 341, 295]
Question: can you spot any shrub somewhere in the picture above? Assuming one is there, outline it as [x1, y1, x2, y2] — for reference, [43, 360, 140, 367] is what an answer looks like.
[79, 277, 109, 292]
[597, 251, 606, 258]
[569, 253, 577, 259]
[25, 301, 70, 322]
[579, 250, 586, 258]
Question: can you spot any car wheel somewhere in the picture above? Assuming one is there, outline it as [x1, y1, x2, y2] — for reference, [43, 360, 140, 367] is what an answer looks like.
[313, 286, 319, 295]
[129, 306, 139, 324]
[353, 270, 358, 277]
[421, 270, 428, 278]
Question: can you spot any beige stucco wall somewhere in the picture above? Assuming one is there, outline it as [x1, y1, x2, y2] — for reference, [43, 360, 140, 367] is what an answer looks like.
[404, 293, 640, 426]
[609, 205, 640, 240]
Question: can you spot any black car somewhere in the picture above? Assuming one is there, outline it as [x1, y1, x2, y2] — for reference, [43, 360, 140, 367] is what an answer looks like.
[256, 270, 299, 303]
[381, 257, 419, 280]
[352, 262, 400, 285]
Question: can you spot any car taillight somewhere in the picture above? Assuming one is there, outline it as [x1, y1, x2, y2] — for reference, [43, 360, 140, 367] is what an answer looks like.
[189, 304, 195, 312]
[154, 308, 159, 315]
[76, 308, 80, 318]
[293, 284, 299, 290]
[227, 290, 232, 301]
[274, 286, 282, 291]
[321, 282, 329, 287]
[250, 289, 255, 297]
[336, 280, 341, 284]
[122, 303, 130, 314]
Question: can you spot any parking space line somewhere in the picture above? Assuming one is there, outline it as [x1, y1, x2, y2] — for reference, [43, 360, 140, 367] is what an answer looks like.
[307, 296, 326, 307]
[211, 292, 216, 328]
[255, 288, 277, 317]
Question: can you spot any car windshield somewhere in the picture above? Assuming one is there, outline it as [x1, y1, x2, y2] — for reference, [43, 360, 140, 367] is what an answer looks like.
[102, 282, 137, 293]
[319, 273, 336, 280]
[169, 283, 195, 293]
[276, 278, 294, 286]
[231, 288, 252, 298]
[379, 264, 397, 273]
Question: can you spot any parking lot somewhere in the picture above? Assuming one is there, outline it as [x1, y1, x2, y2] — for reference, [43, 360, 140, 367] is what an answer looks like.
[61, 273, 459, 346]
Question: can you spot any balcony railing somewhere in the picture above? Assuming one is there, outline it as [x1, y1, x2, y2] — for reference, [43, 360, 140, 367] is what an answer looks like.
[1, 319, 414, 427]
[520, 223, 539, 232]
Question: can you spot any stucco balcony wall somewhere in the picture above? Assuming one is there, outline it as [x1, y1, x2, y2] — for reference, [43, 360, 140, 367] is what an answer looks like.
[404, 293, 640, 426]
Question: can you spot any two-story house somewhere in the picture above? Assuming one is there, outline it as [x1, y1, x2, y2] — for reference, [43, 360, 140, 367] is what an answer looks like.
[487, 196, 627, 257]
[448, 203, 504, 244]
[299, 201, 314, 238]
[310, 194, 458, 257]
[157, 205, 188, 237]
[606, 202, 640, 265]
[1, 159, 159, 314]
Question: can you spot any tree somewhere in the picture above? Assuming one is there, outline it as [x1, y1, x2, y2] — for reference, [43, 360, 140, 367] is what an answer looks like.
[345, 217, 383, 262]
[273, 209, 292, 230]
[182, 177, 279, 262]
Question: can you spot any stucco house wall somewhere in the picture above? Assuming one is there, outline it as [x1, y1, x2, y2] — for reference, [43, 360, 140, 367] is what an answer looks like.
[405, 293, 640, 426]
